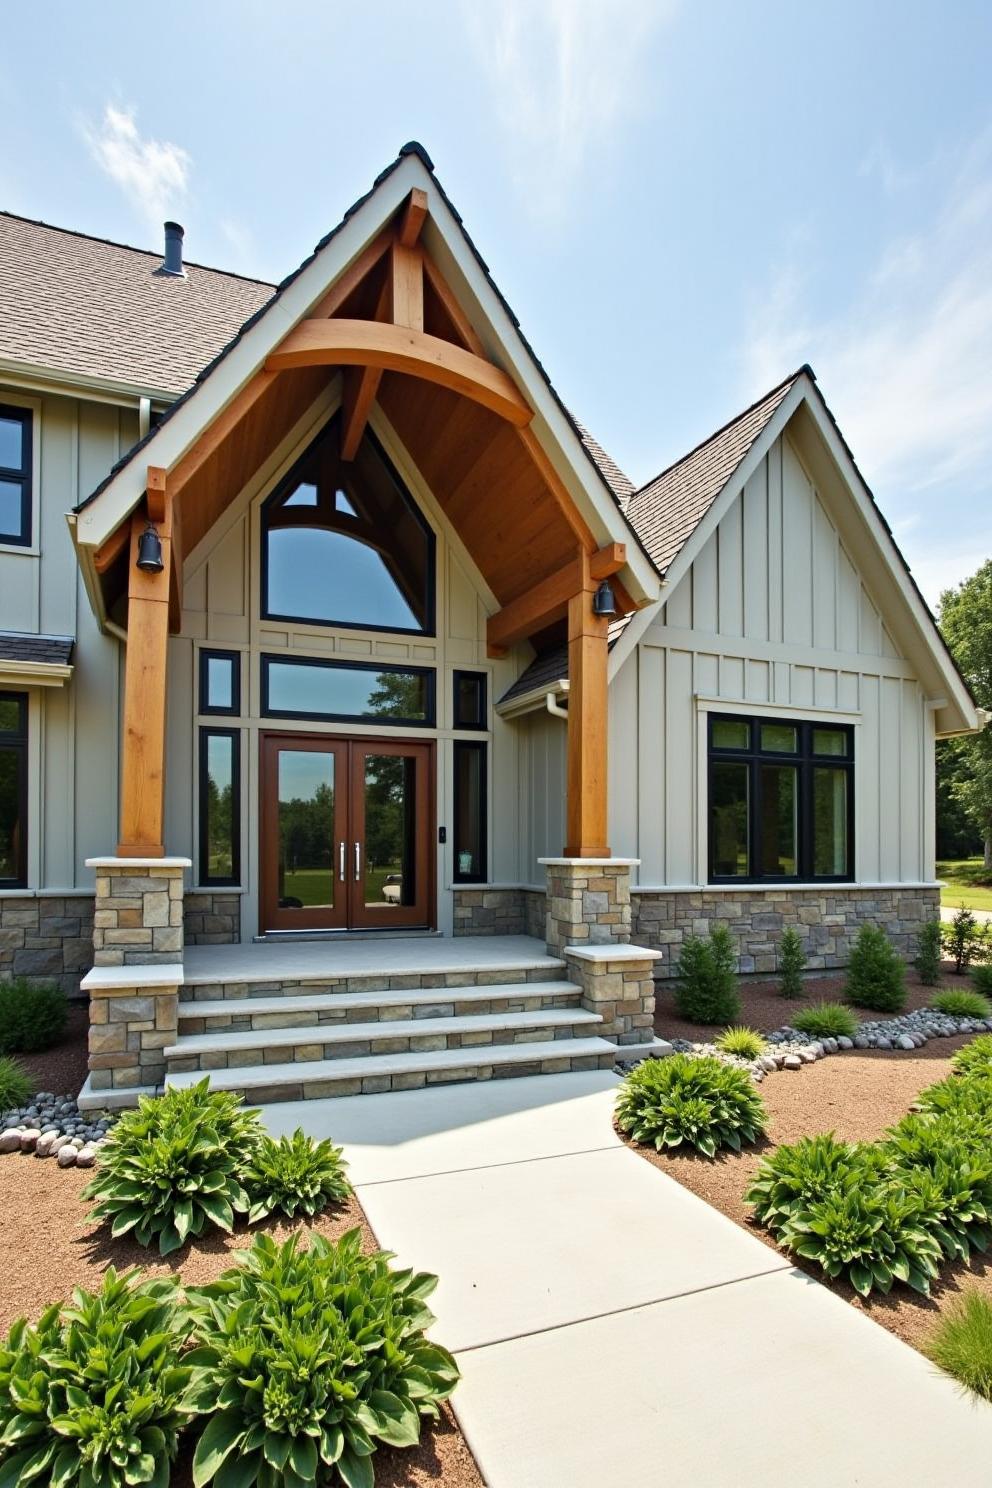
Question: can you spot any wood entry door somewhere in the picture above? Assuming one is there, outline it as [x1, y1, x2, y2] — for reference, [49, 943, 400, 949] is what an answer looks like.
[260, 734, 434, 933]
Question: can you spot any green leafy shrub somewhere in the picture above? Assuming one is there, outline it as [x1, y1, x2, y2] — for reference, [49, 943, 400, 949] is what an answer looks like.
[915, 1070, 992, 1127]
[972, 965, 992, 997]
[0, 979, 67, 1054]
[926, 1290, 992, 1402]
[714, 1026, 767, 1060]
[0, 1267, 191, 1487]
[930, 988, 992, 1020]
[914, 919, 943, 986]
[182, 1228, 459, 1488]
[242, 1130, 350, 1224]
[746, 1133, 877, 1228]
[84, 1079, 260, 1256]
[780, 1181, 942, 1296]
[791, 1002, 858, 1040]
[884, 1112, 992, 1261]
[943, 907, 992, 976]
[777, 926, 807, 998]
[844, 924, 906, 1013]
[673, 925, 740, 1025]
[615, 1053, 766, 1157]
[952, 1035, 992, 1080]
[0, 1053, 33, 1112]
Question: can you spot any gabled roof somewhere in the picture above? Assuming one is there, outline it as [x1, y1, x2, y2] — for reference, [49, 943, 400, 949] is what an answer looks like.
[0, 211, 273, 397]
[575, 424, 635, 503]
[0, 631, 74, 666]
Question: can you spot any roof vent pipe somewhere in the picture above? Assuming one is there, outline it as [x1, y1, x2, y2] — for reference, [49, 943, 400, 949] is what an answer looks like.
[162, 221, 185, 276]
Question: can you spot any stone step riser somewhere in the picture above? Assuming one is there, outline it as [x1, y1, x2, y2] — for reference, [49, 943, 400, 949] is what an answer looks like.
[180, 991, 582, 1034]
[178, 964, 563, 1004]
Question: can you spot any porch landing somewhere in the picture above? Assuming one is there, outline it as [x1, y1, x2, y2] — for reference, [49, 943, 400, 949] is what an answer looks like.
[183, 934, 560, 986]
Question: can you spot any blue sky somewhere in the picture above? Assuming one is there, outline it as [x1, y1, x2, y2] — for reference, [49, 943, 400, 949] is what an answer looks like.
[3, 0, 990, 607]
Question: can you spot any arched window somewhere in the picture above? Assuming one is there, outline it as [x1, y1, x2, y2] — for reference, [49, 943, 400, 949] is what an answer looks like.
[262, 414, 435, 634]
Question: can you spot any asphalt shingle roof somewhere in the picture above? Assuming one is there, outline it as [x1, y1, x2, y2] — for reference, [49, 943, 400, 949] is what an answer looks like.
[0, 631, 74, 666]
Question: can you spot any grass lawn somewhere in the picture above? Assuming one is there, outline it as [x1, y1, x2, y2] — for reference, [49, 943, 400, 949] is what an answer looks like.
[938, 858, 992, 913]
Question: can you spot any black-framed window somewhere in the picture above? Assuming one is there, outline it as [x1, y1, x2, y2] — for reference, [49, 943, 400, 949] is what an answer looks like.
[0, 404, 33, 547]
[453, 741, 487, 883]
[453, 671, 487, 730]
[261, 655, 435, 727]
[199, 728, 240, 886]
[708, 714, 854, 884]
[0, 693, 28, 887]
[261, 413, 435, 635]
[199, 649, 241, 716]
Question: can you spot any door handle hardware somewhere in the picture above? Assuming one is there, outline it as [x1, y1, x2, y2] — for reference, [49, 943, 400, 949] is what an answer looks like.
[354, 841, 361, 882]
[339, 841, 345, 882]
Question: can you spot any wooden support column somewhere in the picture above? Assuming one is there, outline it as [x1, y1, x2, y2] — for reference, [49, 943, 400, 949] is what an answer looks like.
[116, 470, 173, 857]
[565, 568, 610, 858]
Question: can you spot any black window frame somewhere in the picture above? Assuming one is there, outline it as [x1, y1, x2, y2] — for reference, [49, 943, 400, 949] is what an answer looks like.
[0, 403, 33, 547]
[707, 712, 854, 885]
[198, 727, 241, 887]
[0, 691, 28, 888]
[260, 415, 437, 637]
[260, 654, 436, 728]
[452, 670, 488, 731]
[452, 739, 488, 884]
[198, 648, 241, 717]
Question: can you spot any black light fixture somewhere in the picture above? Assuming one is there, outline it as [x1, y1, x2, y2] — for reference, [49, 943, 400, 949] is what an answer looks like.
[136, 522, 164, 573]
[592, 579, 617, 617]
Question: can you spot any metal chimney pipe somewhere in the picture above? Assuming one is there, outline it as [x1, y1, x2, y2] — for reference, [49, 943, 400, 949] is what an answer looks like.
[162, 221, 185, 276]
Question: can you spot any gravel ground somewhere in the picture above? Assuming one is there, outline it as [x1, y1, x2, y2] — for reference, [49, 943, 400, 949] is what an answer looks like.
[0, 1158, 483, 1488]
[623, 1038, 992, 1355]
[13, 1000, 90, 1097]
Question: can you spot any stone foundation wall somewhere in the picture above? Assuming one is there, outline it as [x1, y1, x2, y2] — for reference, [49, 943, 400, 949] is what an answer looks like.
[184, 891, 241, 945]
[0, 895, 95, 998]
[540, 859, 636, 955]
[453, 886, 546, 937]
[632, 886, 941, 979]
[86, 971, 179, 1093]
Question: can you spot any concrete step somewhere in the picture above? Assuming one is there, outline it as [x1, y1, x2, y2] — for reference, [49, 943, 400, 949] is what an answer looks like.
[165, 1036, 620, 1101]
[165, 1007, 603, 1073]
[177, 979, 584, 1032]
[181, 948, 566, 1001]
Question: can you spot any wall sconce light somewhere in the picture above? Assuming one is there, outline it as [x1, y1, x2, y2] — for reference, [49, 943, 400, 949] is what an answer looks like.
[136, 522, 164, 573]
[592, 579, 617, 617]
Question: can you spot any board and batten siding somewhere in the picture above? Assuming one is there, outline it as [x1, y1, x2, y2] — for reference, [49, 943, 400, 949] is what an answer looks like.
[607, 429, 934, 887]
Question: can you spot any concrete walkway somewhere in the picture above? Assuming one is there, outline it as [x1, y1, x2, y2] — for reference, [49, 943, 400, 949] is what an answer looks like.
[941, 903, 992, 923]
[261, 1072, 992, 1487]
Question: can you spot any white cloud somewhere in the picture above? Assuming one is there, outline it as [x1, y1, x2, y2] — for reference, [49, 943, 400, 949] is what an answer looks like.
[465, 0, 677, 219]
[82, 104, 190, 233]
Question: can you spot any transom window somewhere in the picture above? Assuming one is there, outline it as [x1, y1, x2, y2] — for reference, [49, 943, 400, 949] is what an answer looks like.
[0, 404, 32, 546]
[708, 714, 854, 883]
[261, 414, 435, 634]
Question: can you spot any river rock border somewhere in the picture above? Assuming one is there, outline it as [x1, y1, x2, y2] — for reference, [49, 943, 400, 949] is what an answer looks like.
[0, 1090, 117, 1166]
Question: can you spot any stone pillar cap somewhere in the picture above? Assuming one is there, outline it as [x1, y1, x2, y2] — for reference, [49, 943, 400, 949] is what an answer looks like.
[565, 943, 663, 962]
[82, 963, 185, 991]
[538, 857, 640, 867]
[86, 856, 192, 869]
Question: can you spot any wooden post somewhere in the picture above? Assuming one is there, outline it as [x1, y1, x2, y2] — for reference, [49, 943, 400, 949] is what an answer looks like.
[565, 570, 610, 858]
[116, 473, 173, 857]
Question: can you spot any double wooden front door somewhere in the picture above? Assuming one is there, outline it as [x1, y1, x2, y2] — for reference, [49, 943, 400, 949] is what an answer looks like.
[260, 734, 434, 932]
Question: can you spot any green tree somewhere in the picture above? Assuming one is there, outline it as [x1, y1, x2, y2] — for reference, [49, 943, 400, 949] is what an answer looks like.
[939, 560, 992, 869]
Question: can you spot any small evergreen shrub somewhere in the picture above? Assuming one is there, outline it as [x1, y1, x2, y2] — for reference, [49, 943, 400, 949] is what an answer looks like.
[0, 1053, 33, 1112]
[182, 1229, 459, 1488]
[930, 988, 992, 1020]
[242, 1130, 350, 1224]
[972, 964, 992, 997]
[0, 979, 67, 1054]
[952, 1035, 992, 1080]
[0, 1267, 191, 1487]
[792, 1002, 858, 1040]
[84, 1079, 260, 1255]
[714, 1025, 768, 1060]
[615, 1053, 766, 1157]
[926, 1291, 992, 1402]
[943, 907, 992, 976]
[673, 925, 740, 1024]
[844, 924, 906, 1013]
[914, 919, 943, 987]
[777, 926, 807, 998]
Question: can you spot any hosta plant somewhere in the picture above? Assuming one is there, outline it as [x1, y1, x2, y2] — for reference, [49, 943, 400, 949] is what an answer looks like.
[615, 1053, 766, 1157]
[84, 1079, 261, 1256]
[714, 1026, 767, 1060]
[778, 1180, 942, 1296]
[952, 1035, 992, 1080]
[884, 1113, 992, 1261]
[242, 1130, 350, 1224]
[930, 988, 992, 1020]
[0, 1053, 33, 1113]
[791, 1002, 858, 1040]
[915, 1070, 992, 1127]
[0, 1268, 191, 1488]
[182, 1228, 459, 1488]
[746, 1133, 878, 1229]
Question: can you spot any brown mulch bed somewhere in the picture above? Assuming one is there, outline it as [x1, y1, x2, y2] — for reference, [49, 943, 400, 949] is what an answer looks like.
[624, 1038, 992, 1356]
[654, 961, 964, 1043]
[0, 1158, 483, 1488]
[14, 1000, 90, 1098]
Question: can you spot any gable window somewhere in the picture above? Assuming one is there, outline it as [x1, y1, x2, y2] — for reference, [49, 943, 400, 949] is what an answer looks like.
[708, 714, 853, 883]
[0, 693, 27, 886]
[261, 413, 435, 634]
[0, 405, 32, 547]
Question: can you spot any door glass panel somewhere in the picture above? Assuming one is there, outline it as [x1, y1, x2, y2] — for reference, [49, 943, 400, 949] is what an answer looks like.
[711, 761, 749, 876]
[813, 767, 849, 876]
[361, 753, 417, 913]
[277, 751, 336, 912]
[760, 764, 798, 876]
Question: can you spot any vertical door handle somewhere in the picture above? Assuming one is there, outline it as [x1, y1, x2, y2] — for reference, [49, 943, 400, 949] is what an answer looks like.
[354, 841, 361, 882]
[338, 841, 345, 882]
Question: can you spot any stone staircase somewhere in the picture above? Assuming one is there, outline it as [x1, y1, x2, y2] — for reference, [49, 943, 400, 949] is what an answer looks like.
[164, 948, 620, 1102]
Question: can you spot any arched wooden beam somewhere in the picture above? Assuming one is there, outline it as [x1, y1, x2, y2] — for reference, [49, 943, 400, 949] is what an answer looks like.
[265, 320, 533, 428]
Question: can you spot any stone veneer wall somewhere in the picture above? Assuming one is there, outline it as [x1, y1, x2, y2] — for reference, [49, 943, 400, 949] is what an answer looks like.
[0, 895, 95, 997]
[183, 891, 241, 945]
[453, 886, 546, 938]
[540, 859, 635, 956]
[632, 886, 941, 979]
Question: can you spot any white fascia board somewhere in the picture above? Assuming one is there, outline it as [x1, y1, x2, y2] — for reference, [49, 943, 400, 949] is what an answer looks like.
[0, 357, 177, 409]
[0, 660, 72, 688]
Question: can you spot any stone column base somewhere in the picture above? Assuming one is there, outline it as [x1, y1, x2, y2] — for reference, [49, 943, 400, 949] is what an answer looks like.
[539, 857, 638, 955]
[565, 943, 661, 1046]
[83, 964, 181, 1093]
[86, 856, 190, 967]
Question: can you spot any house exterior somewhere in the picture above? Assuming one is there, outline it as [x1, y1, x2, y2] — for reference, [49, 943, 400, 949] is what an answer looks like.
[0, 144, 980, 1102]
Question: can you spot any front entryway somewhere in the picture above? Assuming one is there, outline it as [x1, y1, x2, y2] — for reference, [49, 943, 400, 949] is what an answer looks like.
[260, 733, 434, 932]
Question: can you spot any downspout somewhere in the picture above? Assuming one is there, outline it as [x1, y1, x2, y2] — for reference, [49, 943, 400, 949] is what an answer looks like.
[545, 686, 569, 721]
[138, 397, 151, 440]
